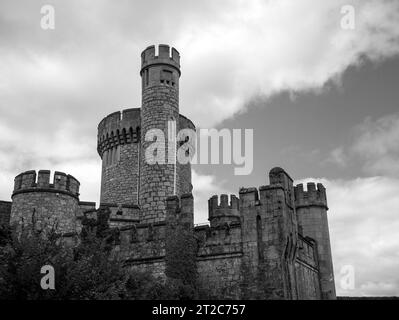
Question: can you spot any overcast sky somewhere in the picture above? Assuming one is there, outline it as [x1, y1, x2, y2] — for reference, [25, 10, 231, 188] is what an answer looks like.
[1, 0, 399, 297]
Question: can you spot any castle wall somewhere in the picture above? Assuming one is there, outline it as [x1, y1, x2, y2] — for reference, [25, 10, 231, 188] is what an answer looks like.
[0, 200, 11, 226]
[197, 255, 242, 299]
[195, 226, 243, 298]
[116, 222, 167, 279]
[295, 235, 321, 299]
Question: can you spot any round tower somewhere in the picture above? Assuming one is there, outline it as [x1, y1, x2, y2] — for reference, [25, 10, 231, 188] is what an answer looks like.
[139, 44, 182, 223]
[97, 45, 195, 223]
[294, 182, 336, 300]
[10, 170, 80, 234]
[97, 108, 141, 206]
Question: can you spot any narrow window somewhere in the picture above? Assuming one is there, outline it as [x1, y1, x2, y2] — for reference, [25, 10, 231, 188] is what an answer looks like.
[116, 145, 121, 162]
[257, 215, 264, 261]
[103, 150, 108, 166]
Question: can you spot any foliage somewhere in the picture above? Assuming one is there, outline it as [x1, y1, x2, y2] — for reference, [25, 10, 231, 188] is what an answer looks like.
[165, 222, 199, 299]
[0, 210, 126, 300]
[0, 207, 205, 300]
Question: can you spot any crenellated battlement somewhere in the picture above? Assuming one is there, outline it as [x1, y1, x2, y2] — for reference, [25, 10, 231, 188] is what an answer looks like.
[141, 44, 180, 76]
[208, 194, 240, 226]
[97, 108, 141, 157]
[13, 170, 80, 198]
[294, 182, 328, 209]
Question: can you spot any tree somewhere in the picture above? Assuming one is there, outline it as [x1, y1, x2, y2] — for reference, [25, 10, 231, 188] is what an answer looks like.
[0, 209, 126, 300]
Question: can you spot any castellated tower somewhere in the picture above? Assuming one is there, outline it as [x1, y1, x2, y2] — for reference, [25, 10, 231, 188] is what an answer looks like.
[10, 170, 80, 234]
[98, 108, 141, 206]
[295, 183, 336, 300]
[139, 44, 183, 223]
[97, 44, 194, 223]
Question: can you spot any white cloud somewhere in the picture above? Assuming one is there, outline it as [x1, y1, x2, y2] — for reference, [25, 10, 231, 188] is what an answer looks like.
[325, 147, 348, 167]
[179, 0, 399, 126]
[298, 176, 399, 297]
[1, 0, 398, 129]
[0, 119, 100, 201]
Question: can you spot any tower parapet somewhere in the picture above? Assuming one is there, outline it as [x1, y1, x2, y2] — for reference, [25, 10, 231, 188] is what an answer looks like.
[208, 194, 240, 227]
[141, 44, 180, 77]
[97, 108, 141, 158]
[294, 183, 328, 209]
[11, 170, 80, 234]
[13, 170, 80, 198]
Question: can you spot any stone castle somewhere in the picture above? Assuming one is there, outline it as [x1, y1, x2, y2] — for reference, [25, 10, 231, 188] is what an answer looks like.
[0, 45, 336, 299]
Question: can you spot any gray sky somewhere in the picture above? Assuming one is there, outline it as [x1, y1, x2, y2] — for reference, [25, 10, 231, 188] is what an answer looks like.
[1, 0, 399, 296]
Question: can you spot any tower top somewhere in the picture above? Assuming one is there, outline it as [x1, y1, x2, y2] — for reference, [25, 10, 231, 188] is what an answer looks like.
[140, 44, 180, 76]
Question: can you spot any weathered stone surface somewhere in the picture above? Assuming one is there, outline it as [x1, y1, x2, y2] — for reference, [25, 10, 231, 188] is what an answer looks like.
[0, 200, 11, 226]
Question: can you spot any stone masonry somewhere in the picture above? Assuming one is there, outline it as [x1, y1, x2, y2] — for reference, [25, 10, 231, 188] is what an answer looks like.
[2, 45, 336, 299]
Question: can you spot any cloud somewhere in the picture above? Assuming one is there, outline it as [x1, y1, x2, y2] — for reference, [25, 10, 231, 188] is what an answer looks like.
[325, 147, 348, 167]
[1, 0, 399, 128]
[353, 113, 399, 175]
[298, 176, 399, 296]
[0, 119, 100, 201]
[1, 0, 398, 191]
[179, 0, 399, 125]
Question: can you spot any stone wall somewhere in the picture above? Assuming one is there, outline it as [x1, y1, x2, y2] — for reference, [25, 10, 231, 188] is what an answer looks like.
[0, 200, 11, 226]
[295, 235, 321, 299]
[101, 143, 140, 205]
[197, 255, 242, 299]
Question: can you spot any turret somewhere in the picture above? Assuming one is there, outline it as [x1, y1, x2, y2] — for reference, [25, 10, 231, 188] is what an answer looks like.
[294, 182, 336, 299]
[140, 44, 180, 89]
[139, 44, 182, 223]
[11, 170, 80, 234]
[208, 194, 240, 227]
[97, 108, 141, 206]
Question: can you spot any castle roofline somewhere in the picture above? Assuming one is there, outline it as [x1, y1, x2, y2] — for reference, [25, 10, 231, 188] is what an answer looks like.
[98, 107, 196, 130]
